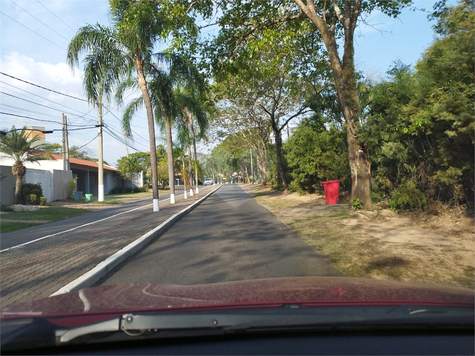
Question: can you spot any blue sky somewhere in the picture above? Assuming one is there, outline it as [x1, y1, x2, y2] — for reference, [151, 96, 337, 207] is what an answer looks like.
[0, 0, 448, 166]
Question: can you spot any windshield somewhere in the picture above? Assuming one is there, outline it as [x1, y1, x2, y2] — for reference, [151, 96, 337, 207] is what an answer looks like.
[0, 0, 473, 350]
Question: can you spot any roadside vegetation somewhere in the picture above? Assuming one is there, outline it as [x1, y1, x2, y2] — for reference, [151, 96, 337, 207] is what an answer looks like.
[243, 184, 474, 289]
[201, 0, 473, 215]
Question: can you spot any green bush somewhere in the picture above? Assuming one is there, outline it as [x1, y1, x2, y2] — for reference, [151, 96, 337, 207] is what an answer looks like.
[110, 187, 134, 194]
[133, 187, 141, 193]
[39, 197, 47, 206]
[109, 187, 121, 194]
[352, 198, 362, 210]
[389, 181, 427, 211]
[66, 178, 76, 199]
[0, 204, 13, 212]
[29, 194, 38, 205]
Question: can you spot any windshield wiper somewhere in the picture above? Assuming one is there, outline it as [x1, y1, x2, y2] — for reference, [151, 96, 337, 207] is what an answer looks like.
[53, 305, 474, 345]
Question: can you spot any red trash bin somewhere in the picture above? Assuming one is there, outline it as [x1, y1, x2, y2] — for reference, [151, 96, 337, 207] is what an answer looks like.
[322, 180, 341, 205]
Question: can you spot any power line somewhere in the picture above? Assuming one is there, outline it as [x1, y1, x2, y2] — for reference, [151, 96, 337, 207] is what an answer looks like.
[36, 0, 75, 33]
[104, 123, 149, 151]
[0, 111, 61, 124]
[103, 126, 142, 152]
[0, 10, 65, 50]
[0, 91, 96, 121]
[0, 112, 97, 131]
[0, 80, 96, 122]
[0, 72, 88, 102]
[74, 134, 98, 150]
[9, 0, 69, 41]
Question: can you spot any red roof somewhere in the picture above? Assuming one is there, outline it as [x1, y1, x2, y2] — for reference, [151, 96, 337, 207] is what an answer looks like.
[50, 154, 119, 172]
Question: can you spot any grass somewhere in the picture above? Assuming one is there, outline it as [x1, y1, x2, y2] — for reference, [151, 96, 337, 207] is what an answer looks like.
[1, 221, 41, 233]
[95, 200, 123, 204]
[1, 206, 92, 233]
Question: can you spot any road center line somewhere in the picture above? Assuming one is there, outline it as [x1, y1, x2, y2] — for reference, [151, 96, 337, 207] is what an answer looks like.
[0, 198, 170, 253]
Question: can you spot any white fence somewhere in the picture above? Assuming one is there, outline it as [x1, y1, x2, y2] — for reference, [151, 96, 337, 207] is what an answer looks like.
[0, 166, 72, 205]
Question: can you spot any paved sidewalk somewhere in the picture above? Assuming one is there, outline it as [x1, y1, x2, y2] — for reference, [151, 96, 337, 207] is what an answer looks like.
[0, 186, 217, 308]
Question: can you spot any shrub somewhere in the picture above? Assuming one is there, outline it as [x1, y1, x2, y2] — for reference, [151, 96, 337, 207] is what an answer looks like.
[389, 181, 427, 211]
[66, 178, 76, 199]
[39, 197, 47, 206]
[29, 194, 38, 205]
[352, 198, 362, 210]
[133, 187, 141, 193]
[139, 186, 148, 192]
[0, 204, 13, 212]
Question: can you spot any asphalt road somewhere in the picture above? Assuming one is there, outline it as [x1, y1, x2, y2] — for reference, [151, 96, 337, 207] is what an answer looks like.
[0, 186, 188, 250]
[100, 184, 343, 286]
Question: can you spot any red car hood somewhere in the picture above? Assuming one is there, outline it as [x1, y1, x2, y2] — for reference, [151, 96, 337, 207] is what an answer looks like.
[1, 277, 473, 318]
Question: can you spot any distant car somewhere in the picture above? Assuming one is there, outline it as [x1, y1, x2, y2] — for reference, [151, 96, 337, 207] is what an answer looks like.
[203, 178, 213, 186]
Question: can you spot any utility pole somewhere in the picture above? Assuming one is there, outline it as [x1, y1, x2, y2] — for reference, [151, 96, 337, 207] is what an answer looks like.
[62, 113, 70, 171]
[97, 102, 104, 202]
[250, 148, 254, 184]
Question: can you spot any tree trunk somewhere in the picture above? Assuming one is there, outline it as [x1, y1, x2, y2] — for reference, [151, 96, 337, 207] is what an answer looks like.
[187, 144, 194, 196]
[14, 175, 22, 204]
[256, 154, 267, 187]
[190, 117, 199, 193]
[293, 0, 372, 208]
[273, 129, 289, 192]
[164, 117, 176, 203]
[136, 61, 159, 212]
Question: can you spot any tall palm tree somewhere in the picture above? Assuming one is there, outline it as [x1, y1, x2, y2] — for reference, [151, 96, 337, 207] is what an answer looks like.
[119, 55, 205, 203]
[66, 43, 118, 202]
[0, 127, 51, 204]
[67, 1, 165, 212]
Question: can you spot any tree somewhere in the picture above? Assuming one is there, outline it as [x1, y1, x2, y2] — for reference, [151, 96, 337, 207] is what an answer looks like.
[360, 0, 474, 209]
[117, 156, 143, 181]
[284, 119, 350, 194]
[207, 0, 413, 207]
[67, 34, 118, 202]
[67, 0, 210, 211]
[42, 142, 62, 154]
[0, 127, 51, 204]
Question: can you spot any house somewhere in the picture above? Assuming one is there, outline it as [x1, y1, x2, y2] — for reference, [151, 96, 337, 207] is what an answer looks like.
[0, 154, 122, 205]
[49, 154, 121, 196]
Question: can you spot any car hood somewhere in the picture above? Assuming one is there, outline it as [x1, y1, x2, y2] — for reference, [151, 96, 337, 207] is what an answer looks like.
[1, 277, 473, 317]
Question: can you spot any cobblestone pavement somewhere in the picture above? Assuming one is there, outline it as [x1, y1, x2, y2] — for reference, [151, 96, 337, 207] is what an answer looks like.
[0, 186, 217, 308]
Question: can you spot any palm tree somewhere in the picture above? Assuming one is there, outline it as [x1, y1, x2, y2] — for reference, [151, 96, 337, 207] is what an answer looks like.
[66, 41, 118, 202]
[66, 2, 166, 212]
[0, 127, 51, 204]
[119, 55, 205, 203]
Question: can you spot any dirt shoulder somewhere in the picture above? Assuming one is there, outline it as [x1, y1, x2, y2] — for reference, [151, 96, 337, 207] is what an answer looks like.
[241, 184, 475, 289]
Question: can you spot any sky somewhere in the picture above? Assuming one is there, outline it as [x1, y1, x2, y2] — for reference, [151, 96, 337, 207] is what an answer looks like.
[0, 0, 448, 167]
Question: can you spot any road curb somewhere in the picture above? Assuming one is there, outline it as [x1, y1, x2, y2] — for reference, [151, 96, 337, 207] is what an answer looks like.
[50, 185, 222, 296]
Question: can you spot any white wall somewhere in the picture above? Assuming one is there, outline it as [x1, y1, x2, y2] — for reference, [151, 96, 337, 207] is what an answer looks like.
[0, 156, 63, 170]
[25, 169, 51, 201]
[0, 165, 16, 206]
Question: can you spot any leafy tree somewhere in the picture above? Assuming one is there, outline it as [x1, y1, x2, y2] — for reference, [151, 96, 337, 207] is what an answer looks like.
[0, 127, 51, 204]
[206, 0, 414, 207]
[117, 156, 143, 181]
[361, 0, 474, 209]
[284, 119, 350, 194]
[42, 142, 62, 154]
[409, 0, 474, 205]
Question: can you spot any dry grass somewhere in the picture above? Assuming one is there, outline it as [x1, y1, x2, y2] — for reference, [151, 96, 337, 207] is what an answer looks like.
[242, 184, 475, 289]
